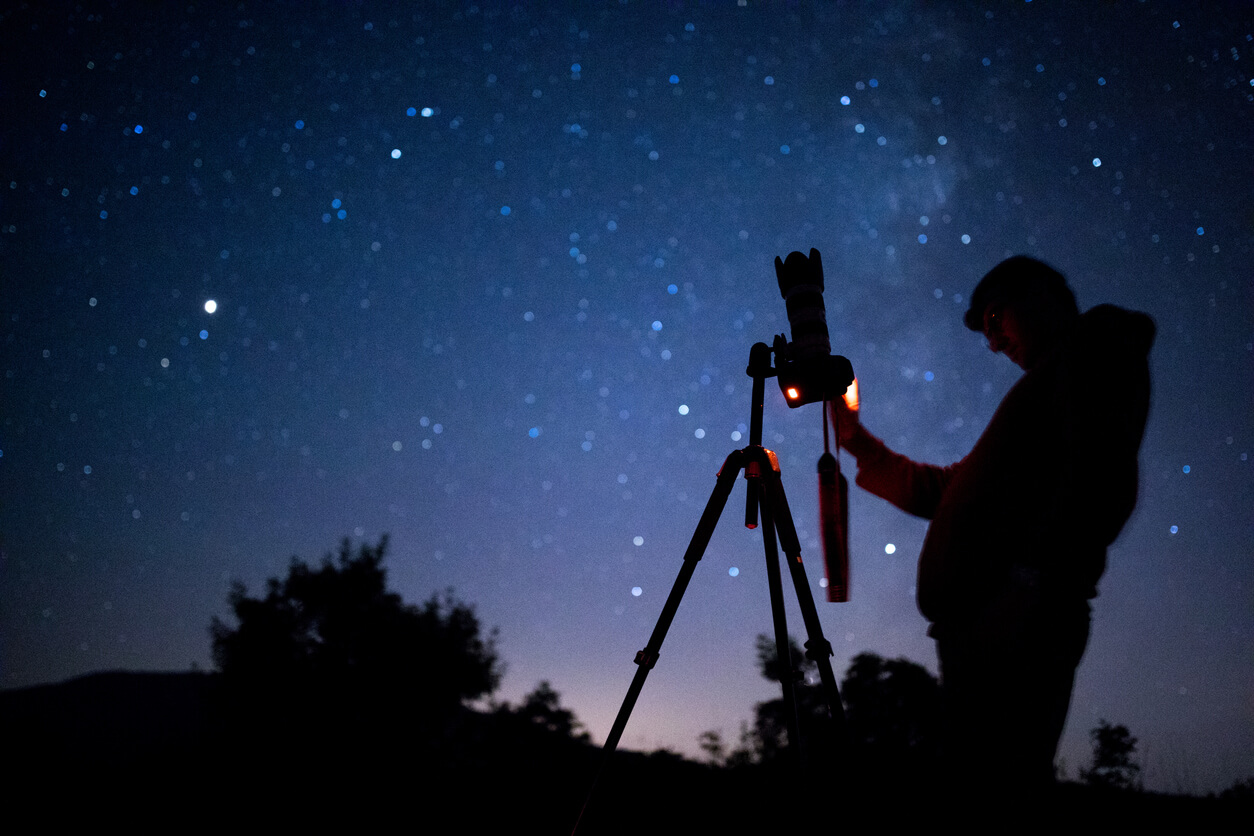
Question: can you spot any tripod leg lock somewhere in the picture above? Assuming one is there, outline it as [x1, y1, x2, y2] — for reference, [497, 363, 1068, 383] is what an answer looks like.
[634, 649, 659, 670]
[804, 637, 834, 662]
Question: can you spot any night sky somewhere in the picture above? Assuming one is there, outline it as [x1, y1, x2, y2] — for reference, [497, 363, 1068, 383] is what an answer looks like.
[2, 1, 1251, 794]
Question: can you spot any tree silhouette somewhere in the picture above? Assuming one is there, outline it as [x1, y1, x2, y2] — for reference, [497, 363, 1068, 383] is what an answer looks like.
[696, 725, 756, 769]
[840, 651, 941, 780]
[745, 633, 833, 764]
[511, 681, 589, 742]
[1220, 777, 1254, 800]
[1081, 719, 1141, 791]
[712, 642, 941, 786]
[209, 536, 500, 758]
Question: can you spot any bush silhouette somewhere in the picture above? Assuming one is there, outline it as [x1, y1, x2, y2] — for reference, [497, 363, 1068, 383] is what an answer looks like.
[209, 537, 500, 763]
[1081, 719, 1141, 791]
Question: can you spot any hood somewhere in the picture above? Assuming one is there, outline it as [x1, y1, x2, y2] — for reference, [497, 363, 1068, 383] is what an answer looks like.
[1078, 304, 1156, 360]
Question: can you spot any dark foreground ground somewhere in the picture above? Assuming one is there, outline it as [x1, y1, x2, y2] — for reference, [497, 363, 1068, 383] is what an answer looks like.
[2, 671, 1244, 832]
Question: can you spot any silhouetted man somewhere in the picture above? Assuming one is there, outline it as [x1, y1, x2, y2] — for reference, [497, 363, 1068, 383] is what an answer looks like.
[831, 256, 1154, 802]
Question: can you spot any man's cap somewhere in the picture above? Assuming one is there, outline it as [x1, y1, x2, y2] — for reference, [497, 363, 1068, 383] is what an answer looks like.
[964, 255, 1076, 331]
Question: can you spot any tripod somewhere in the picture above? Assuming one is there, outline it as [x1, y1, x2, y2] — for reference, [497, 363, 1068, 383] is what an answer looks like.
[573, 341, 848, 833]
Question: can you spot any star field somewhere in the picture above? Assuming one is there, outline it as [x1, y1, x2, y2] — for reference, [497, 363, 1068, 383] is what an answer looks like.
[2, 1, 1251, 793]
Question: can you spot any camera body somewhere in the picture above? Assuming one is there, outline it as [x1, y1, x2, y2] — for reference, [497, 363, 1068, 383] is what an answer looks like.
[773, 249, 854, 407]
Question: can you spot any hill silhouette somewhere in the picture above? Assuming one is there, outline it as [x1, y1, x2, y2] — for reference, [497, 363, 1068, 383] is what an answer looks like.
[1, 666, 1240, 830]
[2, 537, 1243, 830]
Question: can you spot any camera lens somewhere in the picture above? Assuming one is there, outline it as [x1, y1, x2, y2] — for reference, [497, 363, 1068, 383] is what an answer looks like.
[775, 249, 831, 362]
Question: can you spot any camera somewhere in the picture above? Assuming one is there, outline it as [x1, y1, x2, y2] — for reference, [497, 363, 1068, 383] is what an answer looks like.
[773, 248, 854, 406]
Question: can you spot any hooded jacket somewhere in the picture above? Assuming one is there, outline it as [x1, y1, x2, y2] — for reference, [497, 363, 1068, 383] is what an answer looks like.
[845, 305, 1155, 633]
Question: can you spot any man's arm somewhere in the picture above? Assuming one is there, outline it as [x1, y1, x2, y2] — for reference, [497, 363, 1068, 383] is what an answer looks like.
[830, 395, 956, 520]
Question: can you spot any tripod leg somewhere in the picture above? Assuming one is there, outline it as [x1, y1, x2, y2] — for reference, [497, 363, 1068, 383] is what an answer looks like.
[754, 474, 805, 770]
[761, 462, 850, 763]
[573, 449, 745, 835]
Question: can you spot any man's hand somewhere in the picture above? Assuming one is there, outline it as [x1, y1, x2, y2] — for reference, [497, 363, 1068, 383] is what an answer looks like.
[828, 377, 860, 446]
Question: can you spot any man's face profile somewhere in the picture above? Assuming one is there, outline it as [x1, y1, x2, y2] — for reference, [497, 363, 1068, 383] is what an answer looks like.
[982, 299, 1038, 371]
